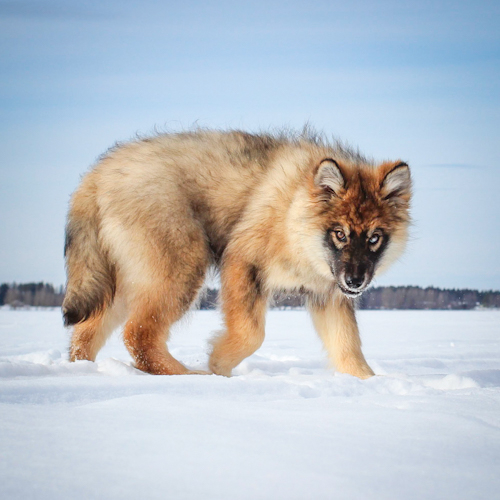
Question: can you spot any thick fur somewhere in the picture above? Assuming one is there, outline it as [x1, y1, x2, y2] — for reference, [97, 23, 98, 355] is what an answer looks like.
[63, 129, 411, 378]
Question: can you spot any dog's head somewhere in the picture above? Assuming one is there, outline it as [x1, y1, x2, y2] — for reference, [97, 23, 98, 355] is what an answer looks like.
[313, 158, 412, 297]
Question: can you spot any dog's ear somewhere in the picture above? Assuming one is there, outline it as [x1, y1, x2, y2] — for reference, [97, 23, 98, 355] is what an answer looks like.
[315, 159, 345, 196]
[381, 162, 411, 201]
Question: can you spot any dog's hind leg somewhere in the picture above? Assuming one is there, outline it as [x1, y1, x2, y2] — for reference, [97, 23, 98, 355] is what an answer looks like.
[122, 236, 209, 375]
[123, 305, 191, 375]
[123, 280, 207, 375]
[69, 298, 126, 362]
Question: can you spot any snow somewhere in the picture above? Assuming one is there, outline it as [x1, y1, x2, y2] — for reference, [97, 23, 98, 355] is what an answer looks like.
[1, 308, 499, 500]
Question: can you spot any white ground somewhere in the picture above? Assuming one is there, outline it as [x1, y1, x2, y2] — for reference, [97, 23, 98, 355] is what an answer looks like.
[1, 308, 499, 500]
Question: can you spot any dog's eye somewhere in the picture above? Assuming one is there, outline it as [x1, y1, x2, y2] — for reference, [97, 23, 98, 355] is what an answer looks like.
[369, 234, 381, 245]
[335, 230, 347, 242]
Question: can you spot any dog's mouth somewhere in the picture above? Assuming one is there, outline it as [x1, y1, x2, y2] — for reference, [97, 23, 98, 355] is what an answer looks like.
[338, 283, 365, 298]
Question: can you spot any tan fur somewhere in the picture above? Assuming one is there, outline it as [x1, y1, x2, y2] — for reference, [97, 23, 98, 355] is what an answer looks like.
[308, 290, 374, 379]
[63, 129, 411, 378]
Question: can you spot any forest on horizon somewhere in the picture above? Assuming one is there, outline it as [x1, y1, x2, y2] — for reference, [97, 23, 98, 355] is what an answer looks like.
[1, 282, 499, 310]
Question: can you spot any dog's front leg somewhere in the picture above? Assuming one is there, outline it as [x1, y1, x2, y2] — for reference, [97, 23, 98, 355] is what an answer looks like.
[209, 257, 268, 377]
[308, 290, 374, 379]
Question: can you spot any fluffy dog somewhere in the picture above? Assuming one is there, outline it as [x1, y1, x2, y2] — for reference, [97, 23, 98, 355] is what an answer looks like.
[63, 129, 411, 378]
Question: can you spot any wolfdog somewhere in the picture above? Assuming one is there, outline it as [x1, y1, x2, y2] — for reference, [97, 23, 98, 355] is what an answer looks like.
[63, 129, 411, 379]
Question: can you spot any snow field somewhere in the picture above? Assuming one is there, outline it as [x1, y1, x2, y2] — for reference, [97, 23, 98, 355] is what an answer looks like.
[0, 309, 499, 499]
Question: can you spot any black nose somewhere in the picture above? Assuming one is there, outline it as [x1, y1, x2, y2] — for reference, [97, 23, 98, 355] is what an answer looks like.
[345, 274, 364, 289]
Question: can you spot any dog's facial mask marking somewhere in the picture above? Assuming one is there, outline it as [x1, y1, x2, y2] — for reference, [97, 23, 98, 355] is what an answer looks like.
[326, 227, 390, 297]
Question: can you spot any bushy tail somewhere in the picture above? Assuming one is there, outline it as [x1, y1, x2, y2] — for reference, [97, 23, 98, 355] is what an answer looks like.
[62, 199, 115, 326]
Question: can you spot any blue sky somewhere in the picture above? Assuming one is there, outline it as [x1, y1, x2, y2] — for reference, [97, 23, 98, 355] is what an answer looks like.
[1, 0, 499, 289]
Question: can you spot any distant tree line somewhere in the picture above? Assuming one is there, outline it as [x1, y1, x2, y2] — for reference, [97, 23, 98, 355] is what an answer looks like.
[0, 283, 65, 308]
[202, 286, 500, 310]
[1, 283, 499, 310]
[357, 286, 500, 309]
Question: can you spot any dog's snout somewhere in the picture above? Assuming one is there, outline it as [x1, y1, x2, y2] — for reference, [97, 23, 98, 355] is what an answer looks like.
[345, 274, 364, 289]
